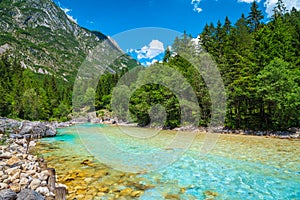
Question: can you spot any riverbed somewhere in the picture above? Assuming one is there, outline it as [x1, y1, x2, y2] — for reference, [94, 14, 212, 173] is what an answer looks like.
[35, 124, 300, 199]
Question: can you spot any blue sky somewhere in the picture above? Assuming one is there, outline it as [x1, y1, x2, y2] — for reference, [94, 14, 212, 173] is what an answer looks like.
[54, 0, 299, 65]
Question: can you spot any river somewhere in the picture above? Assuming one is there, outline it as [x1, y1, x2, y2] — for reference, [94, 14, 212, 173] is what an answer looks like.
[35, 124, 300, 200]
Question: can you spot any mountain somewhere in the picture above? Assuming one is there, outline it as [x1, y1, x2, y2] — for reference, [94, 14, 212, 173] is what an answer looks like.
[0, 0, 138, 82]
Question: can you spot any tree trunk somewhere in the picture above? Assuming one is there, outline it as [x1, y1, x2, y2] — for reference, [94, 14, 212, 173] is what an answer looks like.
[47, 168, 56, 192]
[54, 187, 67, 200]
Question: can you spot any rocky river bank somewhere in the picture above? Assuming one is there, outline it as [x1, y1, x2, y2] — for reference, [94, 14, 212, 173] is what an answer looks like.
[0, 118, 68, 200]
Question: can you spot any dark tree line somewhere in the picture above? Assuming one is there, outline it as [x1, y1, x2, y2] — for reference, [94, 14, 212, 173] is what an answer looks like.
[196, 1, 300, 130]
[0, 53, 72, 121]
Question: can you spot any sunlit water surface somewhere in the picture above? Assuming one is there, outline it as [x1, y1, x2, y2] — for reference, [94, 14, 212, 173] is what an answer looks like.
[37, 124, 300, 199]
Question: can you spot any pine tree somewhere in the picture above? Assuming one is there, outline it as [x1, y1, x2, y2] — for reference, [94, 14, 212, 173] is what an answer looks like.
[163, 47, 171, 63]
[247, 1, 264, 31]
[272, 0, 288, 19]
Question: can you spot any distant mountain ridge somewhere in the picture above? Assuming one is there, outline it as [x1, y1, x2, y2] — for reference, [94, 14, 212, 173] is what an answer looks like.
[0, 0, 137, 81]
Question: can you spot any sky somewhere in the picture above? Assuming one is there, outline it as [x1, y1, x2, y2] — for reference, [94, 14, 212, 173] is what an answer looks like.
[54, 0, 300, 65]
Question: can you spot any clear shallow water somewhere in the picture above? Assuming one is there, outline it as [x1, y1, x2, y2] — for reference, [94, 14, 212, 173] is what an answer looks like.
[39, 124, 300, 200]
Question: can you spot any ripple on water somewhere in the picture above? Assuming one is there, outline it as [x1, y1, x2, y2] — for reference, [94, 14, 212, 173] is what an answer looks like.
[37, 124, 300, 199]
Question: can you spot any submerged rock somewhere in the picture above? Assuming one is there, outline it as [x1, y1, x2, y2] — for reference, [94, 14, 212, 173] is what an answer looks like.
[119, 188, 133, 196]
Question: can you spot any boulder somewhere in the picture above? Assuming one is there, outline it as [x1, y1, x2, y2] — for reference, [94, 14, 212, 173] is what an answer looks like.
[17, 189, 44, 200]
[0, 189, 17, 200]
[19, 122, 56, 138]
[45, 127, 56, 137]
[19, 123, 43, 138]
[39, 170, 49, 181]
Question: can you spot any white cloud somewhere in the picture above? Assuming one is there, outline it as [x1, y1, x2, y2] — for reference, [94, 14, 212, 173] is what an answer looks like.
[237, 0, 299, 18]
[191, 0, 203, 13]
[191, 35, 201, 45]
[145, 59, 158, 66]
[264, 0, 300, 17]
[135, 40, 165, 60]
[60, 7, 78, 24]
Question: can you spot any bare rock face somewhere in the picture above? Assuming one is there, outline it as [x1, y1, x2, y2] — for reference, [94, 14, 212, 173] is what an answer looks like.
[19, 122, 57, 138]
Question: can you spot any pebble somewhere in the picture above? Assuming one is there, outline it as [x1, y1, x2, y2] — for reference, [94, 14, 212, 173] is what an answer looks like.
[0, 152, 12, 159]
[120, 188, 133, 196]
[0, 135, 64, 199]
[6, 156, 21, 166]
[30, 179, 41, 190]
[0, 183, 8, 190]
[20, 177, 29, 186]
[10, 183, 21, 193]
[36, 186, 49, 196]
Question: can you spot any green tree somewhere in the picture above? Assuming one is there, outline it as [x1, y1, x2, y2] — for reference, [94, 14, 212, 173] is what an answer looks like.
[163, 47, 171, 63]
[22, 88, 40, 120]
[257, 58, 300, 130]
[272, 0, 288, 19]
[247, 1, 264, 31]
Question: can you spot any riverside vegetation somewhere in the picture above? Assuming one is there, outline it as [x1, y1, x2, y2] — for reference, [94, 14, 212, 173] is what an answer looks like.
[0, 0, 299, 199]
[1, 1, 299, 132]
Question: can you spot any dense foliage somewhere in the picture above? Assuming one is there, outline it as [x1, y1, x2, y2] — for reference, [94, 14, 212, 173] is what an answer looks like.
[0, 53, 72, 121]
[108, 1, 300, 130]
[193, 1, 299, 130]
[0, 1, 299, 131]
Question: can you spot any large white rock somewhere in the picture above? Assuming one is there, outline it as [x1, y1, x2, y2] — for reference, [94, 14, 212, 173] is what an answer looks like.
[20, 172, 29, 179]
[29, 178, 41, 190]
[6, 167, 21, 176]
[0, 183, 8, 190]
[20, 177, 29, 186]
[35, 186, 50, 196]
[39, 170, 49, 181]
[40, 181, 47, 187]
[10, 169, 21, 182]
[0, 152, 12, 159]
[10, 183, 21, 193]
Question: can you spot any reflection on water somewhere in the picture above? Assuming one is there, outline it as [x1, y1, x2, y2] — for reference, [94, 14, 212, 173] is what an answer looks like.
[36, 124, 300, 200]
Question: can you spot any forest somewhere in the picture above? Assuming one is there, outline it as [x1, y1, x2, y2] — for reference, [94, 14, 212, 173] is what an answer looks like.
[0, 1, 299, 131]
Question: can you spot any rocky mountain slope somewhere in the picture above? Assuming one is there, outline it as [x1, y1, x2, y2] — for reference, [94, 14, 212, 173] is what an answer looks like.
[0, 0, 137, 81]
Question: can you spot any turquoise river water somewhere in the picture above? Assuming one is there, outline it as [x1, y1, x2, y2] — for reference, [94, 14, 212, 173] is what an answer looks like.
[38, 124, 300, 200]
